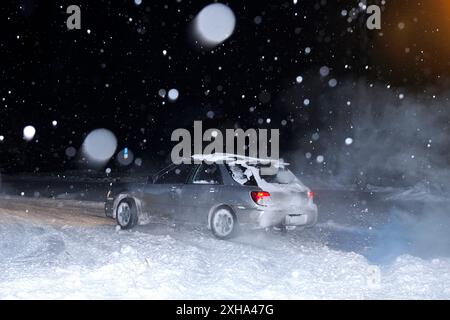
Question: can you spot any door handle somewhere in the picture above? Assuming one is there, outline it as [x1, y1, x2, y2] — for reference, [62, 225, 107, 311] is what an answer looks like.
[209, 188, 216, 193]
[170, 186, 178, 192]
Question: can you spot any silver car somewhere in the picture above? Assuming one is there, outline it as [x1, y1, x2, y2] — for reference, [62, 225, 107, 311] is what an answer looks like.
[105, 154, 318, 239]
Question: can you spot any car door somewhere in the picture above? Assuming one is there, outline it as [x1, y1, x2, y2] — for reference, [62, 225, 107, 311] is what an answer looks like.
[180, 163, 223, 223]
[147, 164, 194, 219]
[141, 166, 173, 218]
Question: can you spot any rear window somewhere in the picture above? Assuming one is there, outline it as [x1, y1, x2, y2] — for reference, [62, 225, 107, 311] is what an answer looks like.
[226, 164, 257, 186]
[263, 167, 298, 184]
[226, 163, 297, 186]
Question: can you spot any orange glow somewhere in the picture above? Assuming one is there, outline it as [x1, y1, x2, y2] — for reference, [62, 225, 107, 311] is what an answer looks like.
[372, 0, 450, 82]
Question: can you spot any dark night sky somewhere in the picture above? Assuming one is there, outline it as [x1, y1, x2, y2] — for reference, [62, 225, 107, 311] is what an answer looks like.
[0, 0, 449, 175]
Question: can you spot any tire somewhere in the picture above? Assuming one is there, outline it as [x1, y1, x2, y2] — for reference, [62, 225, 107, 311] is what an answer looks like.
[273, 223, 288, 233]
[210, 207, 237, 240]
[116, 198, 138, 229]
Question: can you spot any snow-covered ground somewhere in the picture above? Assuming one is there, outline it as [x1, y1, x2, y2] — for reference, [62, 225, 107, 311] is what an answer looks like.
[0, 195, 449, 299]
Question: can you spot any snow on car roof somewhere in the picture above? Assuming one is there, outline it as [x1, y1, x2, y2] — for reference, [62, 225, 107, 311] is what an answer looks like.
[192, 153, 289, 167]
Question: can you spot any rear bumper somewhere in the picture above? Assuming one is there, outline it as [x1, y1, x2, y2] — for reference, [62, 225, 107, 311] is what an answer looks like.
[235, 204, 318, 228]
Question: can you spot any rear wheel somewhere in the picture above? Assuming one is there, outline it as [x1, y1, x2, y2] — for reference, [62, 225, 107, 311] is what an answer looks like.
[273, 223, 288, 233]
[116, 198, 138, 229]
[211, 208, 237, 240]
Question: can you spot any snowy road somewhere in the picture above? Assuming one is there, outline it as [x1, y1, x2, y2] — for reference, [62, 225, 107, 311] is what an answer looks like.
[0, 195, 449, 299]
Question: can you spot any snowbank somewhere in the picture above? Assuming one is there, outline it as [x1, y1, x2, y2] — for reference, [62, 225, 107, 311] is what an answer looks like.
[1, 211, 449, 299]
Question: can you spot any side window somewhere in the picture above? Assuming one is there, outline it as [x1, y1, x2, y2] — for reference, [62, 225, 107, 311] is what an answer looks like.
[193, 164, 222, 185]
[156, 164, 193, 184]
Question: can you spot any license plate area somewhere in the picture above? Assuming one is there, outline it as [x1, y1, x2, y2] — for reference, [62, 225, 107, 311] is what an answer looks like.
[285, 214, 307, 226]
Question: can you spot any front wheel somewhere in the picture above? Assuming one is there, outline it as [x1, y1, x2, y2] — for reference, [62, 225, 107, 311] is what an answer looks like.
[116, 198, 138, 229]
[211, 208, 237, 240]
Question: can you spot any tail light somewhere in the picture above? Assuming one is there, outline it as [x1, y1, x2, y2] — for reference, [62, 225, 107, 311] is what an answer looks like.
[251, 191, 271, 206]
[308, 191, 314, 199]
